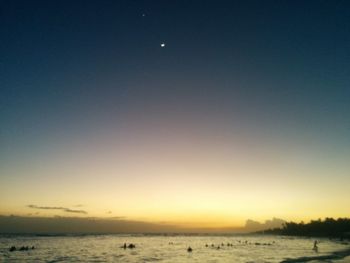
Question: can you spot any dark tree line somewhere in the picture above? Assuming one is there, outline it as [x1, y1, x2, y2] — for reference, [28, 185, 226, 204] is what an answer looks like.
[259, 218, 350, 238]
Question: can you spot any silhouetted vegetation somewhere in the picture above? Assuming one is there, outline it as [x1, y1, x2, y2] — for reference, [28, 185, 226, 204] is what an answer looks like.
[258, 218, 350, 239]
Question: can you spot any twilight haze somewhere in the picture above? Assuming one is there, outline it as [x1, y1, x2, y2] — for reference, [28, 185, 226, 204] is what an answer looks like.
[1, 1, 350, 232]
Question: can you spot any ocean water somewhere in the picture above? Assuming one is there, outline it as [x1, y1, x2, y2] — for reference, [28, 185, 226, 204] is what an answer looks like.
[0, 234, 349, 262]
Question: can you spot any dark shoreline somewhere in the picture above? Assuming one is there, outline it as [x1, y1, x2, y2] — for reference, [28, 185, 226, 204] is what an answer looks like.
[257, 218, 350, 241]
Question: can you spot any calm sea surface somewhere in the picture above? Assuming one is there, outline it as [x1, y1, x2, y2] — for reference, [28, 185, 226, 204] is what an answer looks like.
[1, 234, 349, 262]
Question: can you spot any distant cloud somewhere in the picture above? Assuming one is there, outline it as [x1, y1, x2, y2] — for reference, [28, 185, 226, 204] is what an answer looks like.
[28, 205, 87, 214]
[244, 217, 285, 231]
[63, 208, 87, 214]
[28, 205, 65, 210]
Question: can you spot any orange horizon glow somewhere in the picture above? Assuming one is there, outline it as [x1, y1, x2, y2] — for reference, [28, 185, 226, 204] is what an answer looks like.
[1, 119, 349, 231]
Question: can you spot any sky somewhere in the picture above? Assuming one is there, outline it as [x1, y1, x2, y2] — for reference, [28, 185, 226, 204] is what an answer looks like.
[1, 0, 350, 232]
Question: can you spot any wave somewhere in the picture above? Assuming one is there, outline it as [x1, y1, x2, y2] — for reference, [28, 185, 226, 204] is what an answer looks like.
[281, 248, 350, 262]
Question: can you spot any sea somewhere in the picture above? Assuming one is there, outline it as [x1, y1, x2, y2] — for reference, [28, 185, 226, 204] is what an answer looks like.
[1, 234, 349, 262]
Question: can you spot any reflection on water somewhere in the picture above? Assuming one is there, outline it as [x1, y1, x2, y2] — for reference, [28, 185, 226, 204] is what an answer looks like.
[0, 234, 349, 262]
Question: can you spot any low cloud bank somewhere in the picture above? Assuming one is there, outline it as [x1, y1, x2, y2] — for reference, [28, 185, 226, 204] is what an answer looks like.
[0, 215, 285, 234]
[0, 215, 180, 234]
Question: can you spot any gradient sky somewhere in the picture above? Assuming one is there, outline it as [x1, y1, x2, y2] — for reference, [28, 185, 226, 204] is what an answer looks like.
[1, 0, 350, 229]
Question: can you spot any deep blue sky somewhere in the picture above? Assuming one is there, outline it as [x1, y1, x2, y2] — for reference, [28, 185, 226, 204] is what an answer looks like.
[1, 0, 350, 224]
[1, 0, 350, 153]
